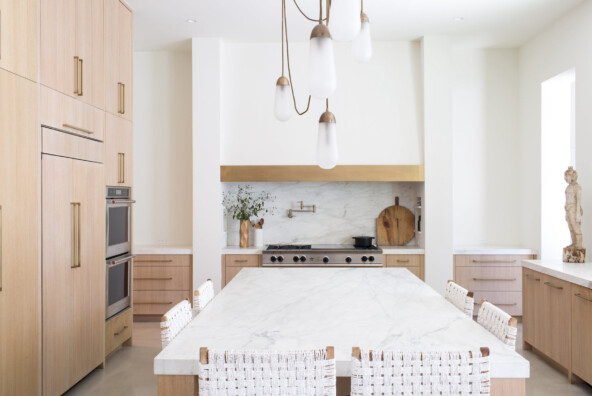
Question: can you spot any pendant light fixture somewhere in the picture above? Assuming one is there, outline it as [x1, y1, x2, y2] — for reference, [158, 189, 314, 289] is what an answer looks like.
[352, 4, 372, 62]
[308, 23, 336, 99]
[317, 100, 338, 169]
[274, 0, 370, 169]
[330, 0, 361, 41]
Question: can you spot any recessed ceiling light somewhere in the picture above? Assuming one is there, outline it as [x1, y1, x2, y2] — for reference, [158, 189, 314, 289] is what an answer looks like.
[186, 19, 197, 24]
[454, 17, 465, 22]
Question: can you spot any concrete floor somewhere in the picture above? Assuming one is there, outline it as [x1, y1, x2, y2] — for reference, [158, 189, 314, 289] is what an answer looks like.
[65, 321, 592, 396]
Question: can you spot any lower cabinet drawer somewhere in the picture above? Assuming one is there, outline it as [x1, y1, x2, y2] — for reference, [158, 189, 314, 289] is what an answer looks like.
[133, 266, 192, 291]
[105, 308, 132, 356]
[133, 291, 191, 315]
[385, 255, 421, 267]
[472, 291, 522, 316]
[455, 266, 522, 291]
[225, 254, 260, 267]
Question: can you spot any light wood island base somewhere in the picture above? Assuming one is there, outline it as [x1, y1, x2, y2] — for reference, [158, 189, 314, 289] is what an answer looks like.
[156, 375, 525, 396]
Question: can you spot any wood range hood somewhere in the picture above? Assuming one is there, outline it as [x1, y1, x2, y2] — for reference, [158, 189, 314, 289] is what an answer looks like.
[220, 165, 425, 182]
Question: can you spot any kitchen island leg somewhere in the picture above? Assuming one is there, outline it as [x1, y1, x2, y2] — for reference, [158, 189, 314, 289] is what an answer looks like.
[157, 375, 198, 396]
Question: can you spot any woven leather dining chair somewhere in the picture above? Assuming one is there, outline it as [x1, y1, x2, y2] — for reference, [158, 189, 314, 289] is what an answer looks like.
[477, 299, 518, 349]
[193, 278, 215, 316]
[351, 347, 491, 395]
[198, 347, 336, 396]
[160, 299, 192, 349]
[445, 280, 475, 317]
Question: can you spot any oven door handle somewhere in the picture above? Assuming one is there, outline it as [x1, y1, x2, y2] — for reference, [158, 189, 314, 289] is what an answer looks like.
[108, 254, 136, 266]
[107, 199, 136, 204]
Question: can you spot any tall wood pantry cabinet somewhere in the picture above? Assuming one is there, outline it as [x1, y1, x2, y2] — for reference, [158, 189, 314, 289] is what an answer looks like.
[0, 0, 135, 394]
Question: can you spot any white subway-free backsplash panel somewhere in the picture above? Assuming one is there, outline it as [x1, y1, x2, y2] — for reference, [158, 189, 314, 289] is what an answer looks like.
[223, 182, 423, 246]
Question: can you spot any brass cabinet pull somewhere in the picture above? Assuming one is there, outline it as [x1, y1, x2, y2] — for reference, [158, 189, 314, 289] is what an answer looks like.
[475, 301, 517, 306]
[62, 123, 94, 135]
[544, 281, 563, 290]
[135, 302, 172, 305]
[575, 293, 592, 303]
[472, 278, 516, 282]
[118, 82, 125, 114]
[78, 58, 83, 96]
[0, 205, 3, 292]
[74, 56, 79, 94]
[122, 83, 125, 114]
[135, 259, 173, 263]
[133, 277, 173, 281]
[118, 153, 125, 183]
[71, 203, 81, 268]
[472, 260, 517, 264]
[114, 325, 128, 336]
[233, 260, 249, 263]
[524, 274, 540, 281]
[396, 259, 410, 263]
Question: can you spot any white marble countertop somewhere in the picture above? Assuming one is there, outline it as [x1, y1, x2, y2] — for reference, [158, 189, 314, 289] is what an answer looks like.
[222, 246, 264, 255]
[154, 268, 529, 378]
[133, 245, 193, 255]
[380, 246, 425, 255]
[454, 246, 537, 255]
[523, 260, 592, 289]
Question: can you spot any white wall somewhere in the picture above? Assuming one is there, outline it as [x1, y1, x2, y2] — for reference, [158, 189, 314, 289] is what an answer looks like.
[452, 48, 522, 247]
[133, 51, 193, 246]
[220, 41, 423, 165]
[520, 1, 592, 256]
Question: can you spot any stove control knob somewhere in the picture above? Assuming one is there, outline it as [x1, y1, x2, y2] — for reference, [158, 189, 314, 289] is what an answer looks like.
[361, 256, 368, 262]
[293, 256, 300, 262]
[323, 256, 329, 263]
[300, 256, 307, 262]
[368, 256, 375, 262]
[277, 256, 284, 263]
[346, 257, 352, 263]
[270, 256, 277, 263]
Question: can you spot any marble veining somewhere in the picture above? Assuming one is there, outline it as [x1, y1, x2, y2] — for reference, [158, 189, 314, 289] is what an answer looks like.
[223, 182, 423, 246]
[523, 260, 592, 289]
[154, 268, 529, 378]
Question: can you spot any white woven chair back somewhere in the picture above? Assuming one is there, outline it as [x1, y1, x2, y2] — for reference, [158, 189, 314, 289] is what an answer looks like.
[160, 300, 192, 349]
[477, 301, 518, 348]
[445, 281, 475, 316]
[194, 279, 215, 316]
[198, 348, 336, 396]
[351, 348, 490, 396]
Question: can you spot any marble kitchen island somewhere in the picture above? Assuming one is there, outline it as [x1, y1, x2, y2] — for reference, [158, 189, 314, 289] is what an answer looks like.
[155, 268, 529, 395]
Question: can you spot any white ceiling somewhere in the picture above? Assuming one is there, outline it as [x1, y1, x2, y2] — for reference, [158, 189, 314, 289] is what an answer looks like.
[127, 0, 585, 51]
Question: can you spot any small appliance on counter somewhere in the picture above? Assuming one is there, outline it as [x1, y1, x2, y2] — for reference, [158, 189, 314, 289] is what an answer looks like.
[105, 187, 136, 319]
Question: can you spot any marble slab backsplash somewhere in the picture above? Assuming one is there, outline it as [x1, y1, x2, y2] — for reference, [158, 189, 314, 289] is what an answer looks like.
[223, 182, 423, 246]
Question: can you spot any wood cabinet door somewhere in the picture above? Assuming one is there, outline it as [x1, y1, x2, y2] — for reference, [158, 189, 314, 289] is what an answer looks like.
[75, 0, 104, 109]
[0, 70, 40, 396]
[105, 113, 133, 186]
[540, 273, 571, 369]
[225, 267, 244, 286]
[571, 284, 592, 384]
[118, 1, 133, 121]
[40, 0, 77, 98]
[43, 156, 105, 396]
[522, 268, 541, 347]
[0, 0, 38, 80]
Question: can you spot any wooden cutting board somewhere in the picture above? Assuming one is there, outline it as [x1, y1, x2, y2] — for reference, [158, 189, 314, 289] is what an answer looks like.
[376, 197, 415, 246]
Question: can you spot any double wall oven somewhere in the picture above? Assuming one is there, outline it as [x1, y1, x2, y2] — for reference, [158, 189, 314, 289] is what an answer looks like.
[106, 187, 135, 319]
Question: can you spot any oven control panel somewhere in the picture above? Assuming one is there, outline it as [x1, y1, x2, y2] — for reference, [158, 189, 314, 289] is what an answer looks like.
[263, 252, 383, 267]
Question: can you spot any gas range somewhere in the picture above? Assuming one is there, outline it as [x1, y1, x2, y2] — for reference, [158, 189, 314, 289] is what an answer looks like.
[262, 244, 383, 267]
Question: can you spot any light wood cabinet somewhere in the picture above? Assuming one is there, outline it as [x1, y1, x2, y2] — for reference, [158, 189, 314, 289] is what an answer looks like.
[105, 0, 133, 120]
[105, 307, 132, 356]
[540, 273, 571, 370]
[105, 113, 133, 186]
[0, 0, 38, 80]
[0, 69, 40, 396]
[42, 154, 105, 396]
[133, 254, 193, 317]
[223, 255, 261, 286]
[384, 254, 424, 281]
[522, 268, 541, 348]
[454, 254, 535, 316]
[41, 0, 104, 109]
[572, 284, 592, 385]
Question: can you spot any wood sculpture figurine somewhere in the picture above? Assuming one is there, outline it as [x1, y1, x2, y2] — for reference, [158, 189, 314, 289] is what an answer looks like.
[564, 166, 586, 263]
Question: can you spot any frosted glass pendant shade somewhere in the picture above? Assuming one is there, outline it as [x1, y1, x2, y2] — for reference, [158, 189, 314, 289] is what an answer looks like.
[352, 15, 372, 63]
[317, 111, 338, 169]
[330, 0, 361, 41]
[308, 25, 337, 99]
[274, 77, 292, 121]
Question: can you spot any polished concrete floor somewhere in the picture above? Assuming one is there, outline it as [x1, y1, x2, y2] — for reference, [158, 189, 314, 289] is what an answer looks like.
[65, 321, 592, 396]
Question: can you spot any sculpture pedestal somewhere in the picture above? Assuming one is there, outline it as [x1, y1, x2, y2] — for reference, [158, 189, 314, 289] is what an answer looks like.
[563, 247, 586, 263]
